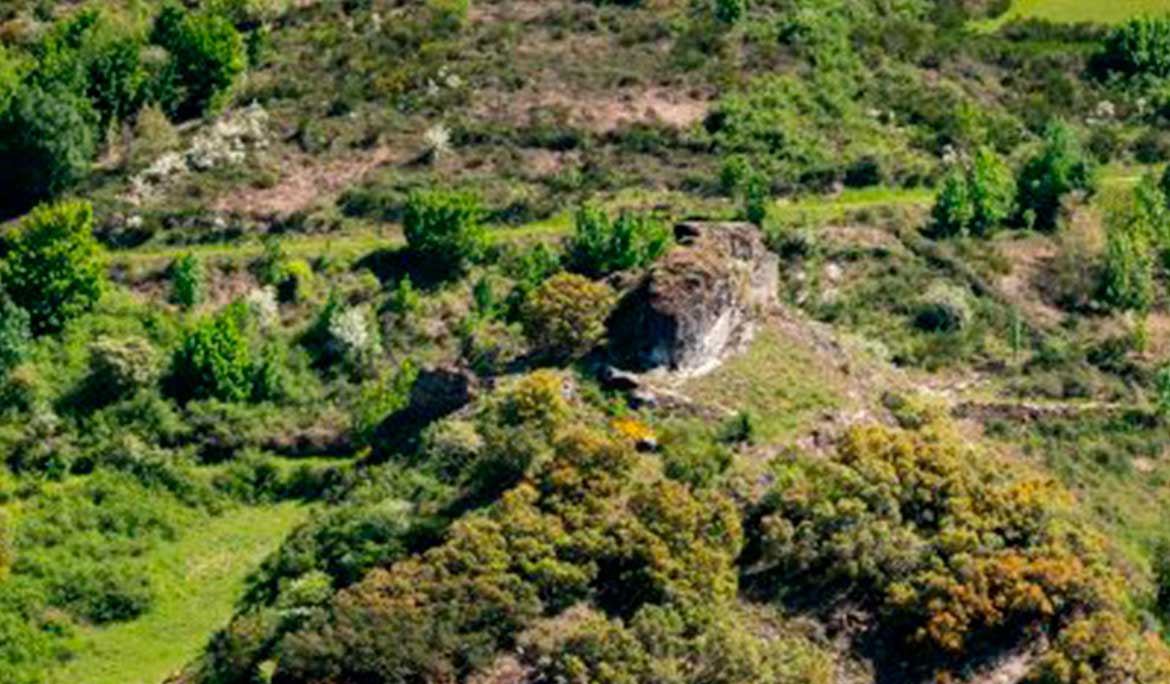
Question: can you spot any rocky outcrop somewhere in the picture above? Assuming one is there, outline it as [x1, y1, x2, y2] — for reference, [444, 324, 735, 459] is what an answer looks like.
[375, 365, 480, 454]
[609, 221, 779, 376]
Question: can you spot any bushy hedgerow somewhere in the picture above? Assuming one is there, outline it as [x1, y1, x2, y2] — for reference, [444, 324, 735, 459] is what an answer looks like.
[567, 206, 671, 278]
[747, 421, 1170, 679]
[1016, 121, 1097, 232]
[2, 200, 106, 335]
[521, 273, 616, 361]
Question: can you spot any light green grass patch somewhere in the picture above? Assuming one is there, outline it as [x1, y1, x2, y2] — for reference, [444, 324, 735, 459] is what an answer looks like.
[683, 326, 845, 443]
[773, 187, 934, 223]
[994, 0, 1170, 25]
[50, 502, 310, 684]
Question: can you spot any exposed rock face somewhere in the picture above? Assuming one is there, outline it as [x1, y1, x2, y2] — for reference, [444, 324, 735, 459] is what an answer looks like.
[609, 221, 778, 376]
[375, 365, 479, 453]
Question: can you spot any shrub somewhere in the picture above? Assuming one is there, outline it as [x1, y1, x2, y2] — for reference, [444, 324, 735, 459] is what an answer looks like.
[169, 252, 204, 309]
[929, 147, 1014, 238]
[151, 4, 246, 119]
[130, 104, 180, 168]
[2, 199, 105, 334]
[567, 206, 671, 278]
[1101, 221, 1155, 312]
[713, 0, 744, 24]
[273, 423, 746, 684]
[521, 273, 616, 360]
[48, 560, 155, 623]
[1016, 122, 1097, 232]
[87, 336, 161, 400]
[0, 86, 97, 215]
[168, 303, 253, 402]
[914, 282, 972, 332]
[403, 189, 487, 276]
[1095, 15, 1170, 79]
[0, 296, 31, 375]
[353, 360, 417, 449]
[501, 242, 562, 318]
[750, 423, 1169, 676]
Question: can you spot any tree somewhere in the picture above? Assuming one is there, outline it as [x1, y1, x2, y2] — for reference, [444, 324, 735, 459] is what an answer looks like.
[1016, 122, 1097, 232]
[403, 189, 488, 276]
[84, 25, 148, 128]
[521, 273, 616, 361]
[567, 206, 671, 278]
[0, 86, 97, 215]
[152, 4, 246, 119]
[2, 200, 105, 334]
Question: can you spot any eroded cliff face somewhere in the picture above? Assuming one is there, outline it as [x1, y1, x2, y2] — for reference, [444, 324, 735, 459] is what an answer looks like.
[609, 221, 778, 376]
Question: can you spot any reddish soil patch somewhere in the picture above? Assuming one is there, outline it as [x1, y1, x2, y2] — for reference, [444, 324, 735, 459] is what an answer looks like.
[214, 146, 398, 218]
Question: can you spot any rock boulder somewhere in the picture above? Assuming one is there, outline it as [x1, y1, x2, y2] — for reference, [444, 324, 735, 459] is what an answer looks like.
[608, 221, 778, 376]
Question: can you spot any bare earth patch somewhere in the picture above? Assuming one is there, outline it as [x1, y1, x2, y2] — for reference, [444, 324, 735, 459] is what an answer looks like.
[995, 235, 1067, 329]
[214, 146, 399, 218]
[476, 87, 710, 133]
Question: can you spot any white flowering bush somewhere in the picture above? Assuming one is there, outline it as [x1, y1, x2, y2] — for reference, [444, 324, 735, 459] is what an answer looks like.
[129, 103, 272, 202]
[246, 287, 280, 330]
[423, 123, 452, 159]
[327, 304, 379, 366]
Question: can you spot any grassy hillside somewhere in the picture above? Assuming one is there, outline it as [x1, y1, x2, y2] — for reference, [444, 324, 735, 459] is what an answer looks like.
[49, 503, 309, 684]
[7, 1, 1170, 683]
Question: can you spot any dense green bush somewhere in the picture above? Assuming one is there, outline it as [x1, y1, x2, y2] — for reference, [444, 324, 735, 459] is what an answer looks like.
[0, 296, 31, 376]
[151, 4, 246, 119]
[168, 303, 254, 403]
[0, 86, 97, 215]
[928, 147, 1014, 238]
[47, 560, 155, 624]
[521, 273, 616, 361]
[170, 253, 204, 310]
[1098, 175, 1169, 315]
[84, 24, 149, 127]
[86, 336, 161, 401]
[1095, 15, 1170, 79]
[403, 189, 488, 277]
[1016, 122, 1097, 232]
[567, 206, 670, 278]
[2, 200, 105, 334]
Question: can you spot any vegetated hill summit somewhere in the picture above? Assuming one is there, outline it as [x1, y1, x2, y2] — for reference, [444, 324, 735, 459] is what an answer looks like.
[7, 1, 1170, 683]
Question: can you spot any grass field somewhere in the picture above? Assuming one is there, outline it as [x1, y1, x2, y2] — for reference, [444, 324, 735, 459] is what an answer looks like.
[997, 0, 1170, 24]
[49, 502, 310, 684]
